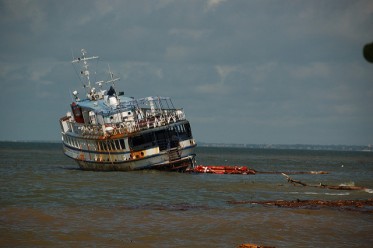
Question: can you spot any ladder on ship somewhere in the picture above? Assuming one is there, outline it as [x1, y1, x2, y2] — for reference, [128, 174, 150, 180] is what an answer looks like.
[168, 148, 181, 161]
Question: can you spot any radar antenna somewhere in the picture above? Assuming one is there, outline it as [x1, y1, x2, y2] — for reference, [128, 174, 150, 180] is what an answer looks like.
[105, 64, 120, 86]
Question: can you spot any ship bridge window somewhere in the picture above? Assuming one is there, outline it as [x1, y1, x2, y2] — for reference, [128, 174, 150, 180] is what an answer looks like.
[100, 141, 108, 150]
[185, 123, 192, 138]
[108, 140, 115, 150]
[130, 132, 155, 150]
[136, 133, 152, 146]
[100, 140, 114, 151]
[98, 139, 125, 151]
[120, 139, 126, 149]
[173, 123, 192, 140]
[110, 139, 127, 150]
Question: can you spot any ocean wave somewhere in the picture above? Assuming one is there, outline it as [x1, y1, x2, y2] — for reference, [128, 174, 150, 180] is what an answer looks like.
[288, 192, 319, 195]
[289, 192, 351, 196]
[325, 192, 350, 196]
[339, 182, 355, 187]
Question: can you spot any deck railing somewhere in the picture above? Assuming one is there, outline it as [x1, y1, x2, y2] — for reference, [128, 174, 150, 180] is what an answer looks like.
[66, 108, 186, 138]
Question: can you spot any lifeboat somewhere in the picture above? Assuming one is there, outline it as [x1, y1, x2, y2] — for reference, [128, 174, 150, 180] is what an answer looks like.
[188, 165, 256, 175]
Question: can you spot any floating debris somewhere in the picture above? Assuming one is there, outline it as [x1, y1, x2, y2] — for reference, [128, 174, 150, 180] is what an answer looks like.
[281, 173, 372, 192]
[186, 165, 328, 175]
[186, 165, 256, 174]
[255, 170, 328, 175]
[238, 243, 275, 248]
[228, 199, 373, 213]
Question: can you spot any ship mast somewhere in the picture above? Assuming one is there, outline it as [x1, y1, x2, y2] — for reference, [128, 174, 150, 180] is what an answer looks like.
[72, 49, 99, 95]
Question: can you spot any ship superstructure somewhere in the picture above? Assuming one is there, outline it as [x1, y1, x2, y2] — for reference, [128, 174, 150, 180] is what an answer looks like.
[59, 49, 196, 171]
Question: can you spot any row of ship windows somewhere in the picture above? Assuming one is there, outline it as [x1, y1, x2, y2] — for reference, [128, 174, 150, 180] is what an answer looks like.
[64, 135, 127, 151]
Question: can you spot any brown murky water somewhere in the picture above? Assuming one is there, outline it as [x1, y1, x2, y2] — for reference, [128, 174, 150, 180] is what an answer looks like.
[1, 142, 373, 247]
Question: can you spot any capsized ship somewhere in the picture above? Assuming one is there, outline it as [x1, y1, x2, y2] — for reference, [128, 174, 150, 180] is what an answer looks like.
[59, 49, 196, 171]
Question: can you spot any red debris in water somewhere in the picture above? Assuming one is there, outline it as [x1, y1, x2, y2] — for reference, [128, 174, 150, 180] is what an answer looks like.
[238, 244, 275, 248]
[187, 165, 256, 175]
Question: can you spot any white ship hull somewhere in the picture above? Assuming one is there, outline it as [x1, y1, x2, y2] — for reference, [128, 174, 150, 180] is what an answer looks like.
[76, 154, 195, 171]
[64, 143, 196, 171]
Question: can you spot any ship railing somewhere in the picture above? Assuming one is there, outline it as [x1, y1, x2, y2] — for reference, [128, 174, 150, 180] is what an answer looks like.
[71, 123, 105, 137]
[134, 108, 186, 131]
[71, 121, 133, 137]
[103, 108, 186, 134]
[122, 96, 173, 109]
[70, 108, 186, 137]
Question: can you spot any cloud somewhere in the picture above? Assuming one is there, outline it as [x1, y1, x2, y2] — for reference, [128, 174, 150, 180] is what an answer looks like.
[0, 0, 46, 33]
[196, 83, 230, 95]
[168, 28, 210, 41]
[205, 0, 227, 11]
[215, 65, 237, 84]
[289, 62, 331, 80]
[165, 45, 191, 61]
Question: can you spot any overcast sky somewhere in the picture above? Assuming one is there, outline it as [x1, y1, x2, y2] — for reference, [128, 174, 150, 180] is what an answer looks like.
[0, 0, 372, 145]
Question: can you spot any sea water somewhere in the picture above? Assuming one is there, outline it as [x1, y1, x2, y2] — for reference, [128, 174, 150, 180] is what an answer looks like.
[1, 142, 373, 247]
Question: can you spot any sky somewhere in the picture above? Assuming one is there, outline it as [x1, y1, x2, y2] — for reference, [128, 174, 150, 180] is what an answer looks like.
[0, 0, 372, 145]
